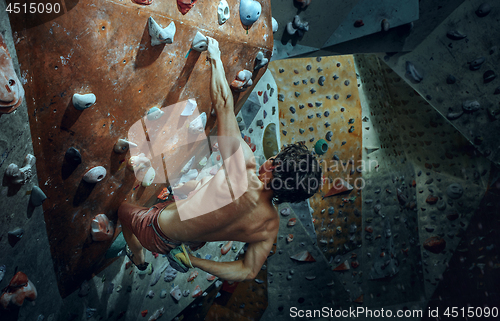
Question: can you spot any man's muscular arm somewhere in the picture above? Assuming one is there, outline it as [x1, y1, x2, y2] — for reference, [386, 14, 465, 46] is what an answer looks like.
[189, 236, 275, 282]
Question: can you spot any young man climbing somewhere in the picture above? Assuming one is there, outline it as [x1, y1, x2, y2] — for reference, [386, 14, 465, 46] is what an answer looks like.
[118, 37, 322, 280]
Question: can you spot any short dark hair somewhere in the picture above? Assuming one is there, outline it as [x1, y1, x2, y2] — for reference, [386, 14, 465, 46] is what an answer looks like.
[270, 142, 322, 204]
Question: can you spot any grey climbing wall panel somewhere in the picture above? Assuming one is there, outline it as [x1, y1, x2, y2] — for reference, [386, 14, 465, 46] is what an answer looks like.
[377, 0, 500, 165]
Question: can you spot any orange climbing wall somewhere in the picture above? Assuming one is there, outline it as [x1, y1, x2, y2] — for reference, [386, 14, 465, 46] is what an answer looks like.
[9, 0, 272, 297]
[268, 56, 362, 261]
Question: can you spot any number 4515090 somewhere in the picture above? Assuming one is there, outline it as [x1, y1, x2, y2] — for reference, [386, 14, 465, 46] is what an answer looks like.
[6, 2, 61, 14]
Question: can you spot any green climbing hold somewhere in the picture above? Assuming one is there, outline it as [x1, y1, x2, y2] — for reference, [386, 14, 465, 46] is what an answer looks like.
[314, 139, 328, 155]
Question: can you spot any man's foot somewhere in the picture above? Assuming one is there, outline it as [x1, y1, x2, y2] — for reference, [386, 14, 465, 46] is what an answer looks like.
[166, 244, 192, 273]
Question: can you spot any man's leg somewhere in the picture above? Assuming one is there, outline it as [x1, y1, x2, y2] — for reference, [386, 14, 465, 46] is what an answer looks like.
[120, 219, 145, 266]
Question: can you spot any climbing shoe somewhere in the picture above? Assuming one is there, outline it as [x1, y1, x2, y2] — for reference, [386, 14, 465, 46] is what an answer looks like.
[166, 244, 192, 273]
[136, 262, 153, 275]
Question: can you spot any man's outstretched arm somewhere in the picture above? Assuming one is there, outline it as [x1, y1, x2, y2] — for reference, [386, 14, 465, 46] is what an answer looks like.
[188, 236, 275, 282]
[207, 37, 254, 166]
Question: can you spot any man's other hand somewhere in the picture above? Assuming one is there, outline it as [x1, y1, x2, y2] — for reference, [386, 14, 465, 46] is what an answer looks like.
[207, 37, 221, 60]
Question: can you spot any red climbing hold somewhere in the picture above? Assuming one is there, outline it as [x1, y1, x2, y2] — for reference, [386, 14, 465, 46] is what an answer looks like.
[141, 310, 148, 317]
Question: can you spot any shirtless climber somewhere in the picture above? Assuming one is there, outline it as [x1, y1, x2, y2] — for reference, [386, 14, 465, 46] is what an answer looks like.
[118, 37, 322, 281]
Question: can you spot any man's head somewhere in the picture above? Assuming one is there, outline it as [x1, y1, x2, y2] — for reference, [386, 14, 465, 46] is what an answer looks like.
[258, 142, 322, 204]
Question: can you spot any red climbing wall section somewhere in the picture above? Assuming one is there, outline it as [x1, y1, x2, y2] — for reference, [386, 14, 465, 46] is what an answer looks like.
[9, 0, 272, 297]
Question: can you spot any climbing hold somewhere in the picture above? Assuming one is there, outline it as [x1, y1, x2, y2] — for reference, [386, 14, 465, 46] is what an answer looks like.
[323, 178, 353, 198]
[293, 15, 309, 32]
[272, 17, 278, 33]
[446, 30, 466, 40]
[5, 154, 36, 185]
[188, 112, 207, 135]
[147, 106, 164, 120]
[164, 265, 177, 282]
[114, 139, 138, 154]
[287, 218, 296, 227]
[191, 285, 202, 298]
[7, 228, 24, 246]
[333, 260, 350, 271]
[30, 186, 47, 207]
[446, 109, 463, 120]
[423, 236, 446, 254]
[133, 0, 151, 5]
[148, 17, 176, 46]
[83, 166, 106, 183]
[314, 139, 328, 155]
[446, 74, 456, 84]
[446, 183, 463, 199]
[483, 70, 496, 83]
[476, 3, 491, 17]
[230, 70, 253, 91]
[254, 51, 268, 70]
[128, 154, 151, 173]
[141, 167, 155, 187]
[239, 0, 261, 26]
[290, 251, 316, 262]
[324, 122, 330, 128]
[90, 214, 114, 241]
[0, 265, 5, 283]
[286, 234, 294, 243]
[405, 61, 423, 83]
[318, 76, 325, 86]
[333, 94, 339, 100]
[218, 0, 230, 25]
[469, 57, 485, 71]
[296, 0, 311, 8]
[149, 308, 165, 321]
[280, 207, 290, 216]
[381, 19, 390, 32]
[462, 100, 480, 112]
[289, 106, 296, 114]
[344, 80, 350, 86]
[315, 102, 322, 107]
[170, 285, 182, 301]
[72, 93, 96, 111]
[0, 34, 25, 114]
[191, 31, 208, 52]
[299, 128, 305, 134]
[146, 290, 155, 298]
[187, 270, 198, 282]
[0, 272, 37, 309]
[425, 195, 438, 205]
[221, 241, 233, 255]
[295, 92, 300, 97]
[286, 22, 297, 35]
[177, 0, 198, 15]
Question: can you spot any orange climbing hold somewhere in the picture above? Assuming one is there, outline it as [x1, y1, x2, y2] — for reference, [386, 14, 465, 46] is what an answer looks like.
[221, 241, 233, 255]
[157, 187, 170, 200]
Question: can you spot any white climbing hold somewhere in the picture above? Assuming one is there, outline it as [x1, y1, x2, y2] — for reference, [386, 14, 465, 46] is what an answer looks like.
[192, 31, 208, 52]
[218, 0, 230, 25]
[170, 285, 182, 301]
[286, 22, 297, 35]
[72, 93, 96, 110]
[239, 0, 261, 26]
[5, 154, 36, 185]
[148, 17, 176, 46]
[272, 17, 278, 33]
[230, 70, 253, 91]
[142, 167, 156, 187]
[147, 106, 164, 121]
[188, 112, 207, 135]
[181, 98, 197, 116]
[83, 166, 107, 183]
[254, 51, 268, 70]
[180, 156, 195, 175]
[113, 139, 138, 154]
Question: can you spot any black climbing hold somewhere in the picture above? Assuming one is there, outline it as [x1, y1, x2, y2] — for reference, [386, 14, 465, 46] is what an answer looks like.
[299, 128, 305, 134]
[302, 79, 308, 85]
[65, 147, 82, 165]
[315, 102, 322, 107]
[336, 63, 341, 67]
[316, 113, 321, 118]
[249, 128, 253, 133]
[290, 118, 295, 123]
[278, 94, 284, 102]
[299, 104, 305, 109]
[309, 127, 314, 131]
[317, 67, 322, 72]
[333, 154, 339, 161]
[483, 70, 496, 83]
[318, 76, 325, 86]
[310, 78, 315, 84]
[30, 186, 47, 207]
[256, 119, 264, 126]
[308, 103, 313, 107]
[344, 80, 350, 86]
[294, 69, 299, 74]
[446, 30, 466, 40]
[295, 92, 300, 97]
[334, 94, 339, 100]
[8, 228, 24, 247]
[446, 75, 456, 84]
[326, 95, 331, 99]
[348, 118, 354, 124]
[333, 75, 339, 80]
[325, 131, 333, 141]
[349, 126, 354, 133]
[347, 94, 351, 99]
[324, 111, 330, 117]
[340, 107, 345, 112]
[307, 115, 313, 119]
[476, 3, 491, 17]
[282, 130, 287, 136]
[316, 57, 322, 62]
[324, 122, 330, 128]
[279, 69, 284, 73]
[306, 65, 312, 71]
[469, 57, 485, 71]
[294, 81, 299, 86]
[341, 141, 346, 146]
[310, 88, 316, 94]
[309, 138, 315, 142]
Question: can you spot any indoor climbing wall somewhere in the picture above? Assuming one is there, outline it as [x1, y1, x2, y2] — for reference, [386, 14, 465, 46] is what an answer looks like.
[348, 53, 491, 311]
[8, 0, 273, 297]
[268, 55, 363, 263]
[378, 0, 500, 165]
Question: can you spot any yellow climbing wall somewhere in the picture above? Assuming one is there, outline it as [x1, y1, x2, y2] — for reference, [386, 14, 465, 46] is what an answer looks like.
[268, 56, 362, 260]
